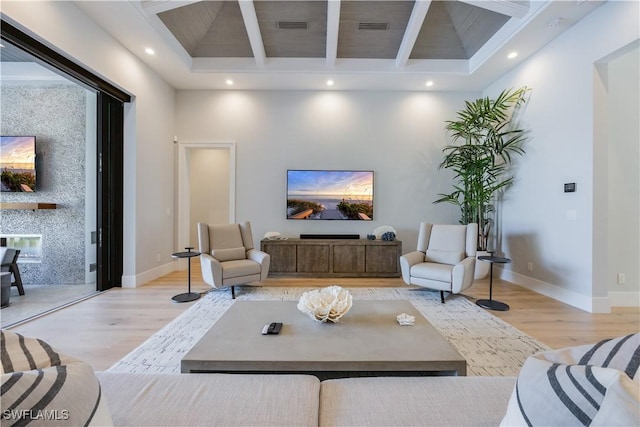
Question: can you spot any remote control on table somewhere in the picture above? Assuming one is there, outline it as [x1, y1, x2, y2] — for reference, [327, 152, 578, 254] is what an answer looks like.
[261, 322, 282, 335]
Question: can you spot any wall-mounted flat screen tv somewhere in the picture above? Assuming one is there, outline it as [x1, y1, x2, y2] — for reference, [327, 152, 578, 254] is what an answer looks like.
[1, 136, 37, 192]
[287, 170, 374, 220]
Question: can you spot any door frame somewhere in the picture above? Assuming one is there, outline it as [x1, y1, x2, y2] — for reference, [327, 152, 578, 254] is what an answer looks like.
[177, 141, 236, 252]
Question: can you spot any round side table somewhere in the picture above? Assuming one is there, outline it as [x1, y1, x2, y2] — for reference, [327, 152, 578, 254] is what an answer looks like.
[171, 247, 201, 303]
[476, 255, 511, 311]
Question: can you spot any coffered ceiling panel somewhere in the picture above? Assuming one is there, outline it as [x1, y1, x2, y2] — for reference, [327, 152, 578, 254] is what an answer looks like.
[255, 1, 327, 58]
[442, 1, 511, 57]
[159, 0, 253, 58]
[338, 1, 414, 59]
[410, 1, 467, 59]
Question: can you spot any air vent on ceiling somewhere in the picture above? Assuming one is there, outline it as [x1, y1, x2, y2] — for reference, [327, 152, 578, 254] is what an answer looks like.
[276, 21, 308, 30]
[358, 22, 389, 31]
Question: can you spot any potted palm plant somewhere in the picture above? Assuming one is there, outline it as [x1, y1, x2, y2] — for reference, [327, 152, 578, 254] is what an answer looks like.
[434, 87, 529, 279]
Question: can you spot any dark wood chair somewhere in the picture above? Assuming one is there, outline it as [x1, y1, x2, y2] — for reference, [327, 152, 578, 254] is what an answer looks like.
[1, 249, 24, 296]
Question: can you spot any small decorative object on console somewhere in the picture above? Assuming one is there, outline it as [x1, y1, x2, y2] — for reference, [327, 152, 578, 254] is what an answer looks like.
[297, 285, 353, 323]
[381, 231, 396, 241]
[366, 234, 376, 240]
[396, 313, 415, 326]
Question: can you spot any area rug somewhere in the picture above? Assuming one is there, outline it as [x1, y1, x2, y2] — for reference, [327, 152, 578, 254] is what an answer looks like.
[107, 287, 550, 376]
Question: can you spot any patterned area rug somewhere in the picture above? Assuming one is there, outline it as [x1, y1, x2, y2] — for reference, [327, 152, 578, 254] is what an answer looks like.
[107, 287, 550, 376]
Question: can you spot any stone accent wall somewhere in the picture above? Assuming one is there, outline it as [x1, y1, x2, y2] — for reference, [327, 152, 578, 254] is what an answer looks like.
[1, 84, 88, 285]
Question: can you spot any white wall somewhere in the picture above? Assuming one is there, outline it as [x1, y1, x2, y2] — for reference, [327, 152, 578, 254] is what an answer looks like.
[484, 1, 640, 311]
[2, 1, 177, 286]
[175, 90, 476, 252]
[607, 45, 640, 303]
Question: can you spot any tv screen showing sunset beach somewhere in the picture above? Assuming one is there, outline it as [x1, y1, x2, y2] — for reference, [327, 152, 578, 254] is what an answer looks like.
[1, 136, 36, 192]
[287, 170, 373, 220]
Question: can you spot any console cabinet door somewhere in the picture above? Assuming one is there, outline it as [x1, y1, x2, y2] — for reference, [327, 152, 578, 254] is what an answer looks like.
[333, 245, 365, 273]
[365, 245, 399, 273]
[263, 243, 297, 273]
[297, 245, 329, 273]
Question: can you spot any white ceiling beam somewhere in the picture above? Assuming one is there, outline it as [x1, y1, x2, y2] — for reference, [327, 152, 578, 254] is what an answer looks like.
[326, 0, 340, 67]
[140, 0, 202, 15]
[238, 0, 266, 67]
[395, 0, 432, 68]
[458, 0, 530, 19]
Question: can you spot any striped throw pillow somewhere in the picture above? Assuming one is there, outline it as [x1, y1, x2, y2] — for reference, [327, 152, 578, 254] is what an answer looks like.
[1, 330, 112, 426]
[501, 333, 639, 426]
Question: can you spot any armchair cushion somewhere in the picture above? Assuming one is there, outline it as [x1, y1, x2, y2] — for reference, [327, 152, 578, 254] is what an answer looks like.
[221, 259, 261, 279]
[210, 224, 244, 249]
[212, 247, 246, 262]
[425, 249, 464, 266]
[411, 262, 453, 282]
[428, 225, 467, 252]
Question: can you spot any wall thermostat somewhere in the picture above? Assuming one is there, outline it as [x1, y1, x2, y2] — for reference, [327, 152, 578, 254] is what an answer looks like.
[564, 183, 576, 193]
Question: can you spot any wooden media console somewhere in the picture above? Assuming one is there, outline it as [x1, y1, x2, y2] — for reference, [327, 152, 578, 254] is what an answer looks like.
[260, 238, 402, 278]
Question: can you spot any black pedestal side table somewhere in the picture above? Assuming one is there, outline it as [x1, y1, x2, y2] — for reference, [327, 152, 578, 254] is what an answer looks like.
[476, 255, 511, 311]
[171, 247, 201, 303]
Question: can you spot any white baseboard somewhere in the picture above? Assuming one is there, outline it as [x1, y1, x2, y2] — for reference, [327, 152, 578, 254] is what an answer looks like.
[121, 261, 177, 288]
[497, 268, 599, 313]
[608, 291, 640, 307]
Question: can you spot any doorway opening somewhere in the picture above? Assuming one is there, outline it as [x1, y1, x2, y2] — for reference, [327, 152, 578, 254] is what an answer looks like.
[177, 142, 236, 253]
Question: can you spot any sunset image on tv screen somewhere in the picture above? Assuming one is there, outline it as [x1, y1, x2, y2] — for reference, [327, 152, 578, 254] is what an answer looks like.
[1, 136, 36, 192]
[287, 170, 373, 220]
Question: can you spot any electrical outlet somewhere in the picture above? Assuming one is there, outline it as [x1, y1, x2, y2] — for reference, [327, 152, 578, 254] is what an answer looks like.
[527, 262, 533, 272]
[617, 273, 626, 285]
[156, 253, 161, 263]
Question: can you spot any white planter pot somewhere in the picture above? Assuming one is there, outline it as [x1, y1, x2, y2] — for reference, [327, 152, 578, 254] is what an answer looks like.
[474, 250, 491, 280]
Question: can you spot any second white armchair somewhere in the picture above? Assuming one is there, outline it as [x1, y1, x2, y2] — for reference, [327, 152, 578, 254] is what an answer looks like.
[400, 222, 478, 303]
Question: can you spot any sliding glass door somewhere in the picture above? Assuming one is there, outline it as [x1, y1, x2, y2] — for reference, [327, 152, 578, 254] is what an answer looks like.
[2, 19, 130, 292]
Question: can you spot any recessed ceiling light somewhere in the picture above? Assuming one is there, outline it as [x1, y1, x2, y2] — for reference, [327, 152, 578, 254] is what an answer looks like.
[225, 79, 234, 85]
[425, 81, 434, 87]
[507, 52, 518, 59]
[326, 79, 334, 86]
[144, 47, 155, 55]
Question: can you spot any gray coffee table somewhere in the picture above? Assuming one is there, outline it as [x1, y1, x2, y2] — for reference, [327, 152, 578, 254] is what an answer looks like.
[181, 300, 466, 379]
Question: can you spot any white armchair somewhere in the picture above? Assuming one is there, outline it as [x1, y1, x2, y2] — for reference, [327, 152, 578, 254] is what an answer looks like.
[197, 222, 270, 299]
[400, 222, 478, 303]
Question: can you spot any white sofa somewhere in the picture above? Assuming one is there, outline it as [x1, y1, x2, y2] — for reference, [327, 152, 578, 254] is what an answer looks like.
[4, 331, 638, 426]
[96, 372, 516, 426]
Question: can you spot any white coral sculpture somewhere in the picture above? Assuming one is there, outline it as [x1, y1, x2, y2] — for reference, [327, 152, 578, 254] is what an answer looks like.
[372, 225, 397, 240]
[297, 285, 353, 323]
[263, 231, 282, 240]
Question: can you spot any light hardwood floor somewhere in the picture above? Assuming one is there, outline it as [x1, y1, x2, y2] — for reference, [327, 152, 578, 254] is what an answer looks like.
[6, 265, 639, 372]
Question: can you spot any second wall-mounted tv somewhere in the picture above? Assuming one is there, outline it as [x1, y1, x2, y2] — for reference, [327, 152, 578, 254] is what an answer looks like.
[1, 136, 36, 192]
[287, 170, 374, 220]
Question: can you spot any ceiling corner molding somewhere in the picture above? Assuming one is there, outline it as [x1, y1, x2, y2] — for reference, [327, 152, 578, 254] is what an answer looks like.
[459, 0, 530, 19]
